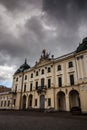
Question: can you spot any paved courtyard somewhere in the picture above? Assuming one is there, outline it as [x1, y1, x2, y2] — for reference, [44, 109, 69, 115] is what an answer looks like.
[0, 111, 87, 130]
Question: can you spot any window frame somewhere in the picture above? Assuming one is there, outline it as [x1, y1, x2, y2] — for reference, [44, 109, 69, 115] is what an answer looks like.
[48, 98, 51, 106]
[68, 61, 73, 68]
[57, 65, 61, 71]
[58, 77, 62, 87]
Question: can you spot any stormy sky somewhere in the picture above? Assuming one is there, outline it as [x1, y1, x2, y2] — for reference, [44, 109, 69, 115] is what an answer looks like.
[0, 0, 87, 87]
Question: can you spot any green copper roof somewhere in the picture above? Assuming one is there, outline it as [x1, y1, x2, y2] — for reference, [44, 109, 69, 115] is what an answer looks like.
[15, 59, 30, 74]
[76, 37, 87, 53]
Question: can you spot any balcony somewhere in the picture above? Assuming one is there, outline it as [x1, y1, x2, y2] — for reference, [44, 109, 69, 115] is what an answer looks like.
[36, 86, 47, 94]
[10, 91, 17, 95]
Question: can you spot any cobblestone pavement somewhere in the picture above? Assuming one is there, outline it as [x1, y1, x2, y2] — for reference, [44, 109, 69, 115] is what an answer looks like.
[0, 111, 87, 130]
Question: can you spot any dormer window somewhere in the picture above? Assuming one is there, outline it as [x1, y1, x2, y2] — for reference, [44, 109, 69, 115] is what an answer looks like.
[69, 62, 73, 68]
[57, 65, 61, 71]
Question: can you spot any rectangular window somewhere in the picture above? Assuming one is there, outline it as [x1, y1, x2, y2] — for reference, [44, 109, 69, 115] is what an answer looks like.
[70, 74, 74, 86]
[48, 67, 51, 73]
[16, 77, 18, 82]
[24, 84, 26, 92]
[48, 98, 51, 106]
[4, 101, 6, 107]
[25, 75, 27, 80]
[58, 77, 62, 87]
[30, 83, 32, 91]
[1, 101, 3, 107]
[36, 71, 38, 76]
[14, 99, 16, 106]
[41, 78, 44, 88]
[36, 81, 38, 90]
[15, 86, 17, 92]
[35, 99, 37, 106]
[31, 73, 33, 78]
[8, 101, 10, 107]
[48, 79, 51, 88]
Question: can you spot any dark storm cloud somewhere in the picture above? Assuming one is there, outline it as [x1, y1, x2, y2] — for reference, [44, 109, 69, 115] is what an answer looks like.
[43, 0, 87, 23]
[0, 0, 42, 11]
[0, 0, 87, 86]
[42, 0, 87, 53]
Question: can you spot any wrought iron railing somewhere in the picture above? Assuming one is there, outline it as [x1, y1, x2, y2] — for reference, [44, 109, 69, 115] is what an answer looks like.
[36, 85, 47, 94]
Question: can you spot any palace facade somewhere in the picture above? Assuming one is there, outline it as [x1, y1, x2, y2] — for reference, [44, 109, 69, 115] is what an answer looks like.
[0, 37, 87, 112]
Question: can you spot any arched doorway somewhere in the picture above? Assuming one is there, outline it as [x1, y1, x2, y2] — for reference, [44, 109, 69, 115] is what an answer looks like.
[22, 95, 26, 110]
[57, 91, 66, 111]
[69, 90, 80, 109]
[28, 94, 33, 108]
[40, 95, 45, 109]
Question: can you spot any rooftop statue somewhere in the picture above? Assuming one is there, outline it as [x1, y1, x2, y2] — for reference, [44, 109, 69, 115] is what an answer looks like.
[40, 49, 50, 60]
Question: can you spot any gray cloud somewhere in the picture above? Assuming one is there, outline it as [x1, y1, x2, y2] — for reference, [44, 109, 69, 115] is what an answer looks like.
[0, 0, 42, 11]
[0, 0, 87, 87]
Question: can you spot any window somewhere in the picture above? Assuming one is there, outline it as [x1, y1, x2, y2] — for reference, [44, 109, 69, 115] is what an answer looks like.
[48, 79, 51, 88]
[48, 67, 51, 73]
[36, 71, 38, 76]
[1, 101, 3, 107]
[48, 98, 51, 106]
[35, 99, 37, 106]
[58, 65, 61, 71]
[41, 78, 44, 88]
[4, 101, 6, 107]
[24, 84, 26, 92]
[69, 62, 73, 68]
[15, 86, 17, 92]
[30, 83, 32, 91]
[8, 101, 10, 107]
[41, 69, 44, 74]
[58, 77, 62, 87]
[36, 81, 38, 90]
[31, 73, 33, 78]
[70, 74, 74, 86]
[14, 99, 16, 106]
[16, 77, 18, 82]
[25, 75, 27, 80]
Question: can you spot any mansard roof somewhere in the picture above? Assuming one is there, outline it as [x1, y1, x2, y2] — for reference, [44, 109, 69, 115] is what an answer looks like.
[15, 59, 30, 74]
[76, 37, 87, 53]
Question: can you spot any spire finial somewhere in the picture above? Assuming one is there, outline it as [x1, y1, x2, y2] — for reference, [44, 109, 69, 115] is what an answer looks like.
[25, 58, 27, 64]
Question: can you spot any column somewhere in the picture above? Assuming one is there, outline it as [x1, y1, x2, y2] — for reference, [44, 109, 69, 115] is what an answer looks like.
[26, 95, 28, 109]
[66, 95, 70, 111]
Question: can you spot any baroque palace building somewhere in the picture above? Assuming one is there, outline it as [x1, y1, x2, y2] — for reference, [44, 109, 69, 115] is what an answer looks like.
[0, 37, 87, 112]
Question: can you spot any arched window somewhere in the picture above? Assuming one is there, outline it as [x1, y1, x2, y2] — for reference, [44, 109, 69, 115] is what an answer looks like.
[68, 62, 73, 68]
[57, 65, 61, 71]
